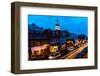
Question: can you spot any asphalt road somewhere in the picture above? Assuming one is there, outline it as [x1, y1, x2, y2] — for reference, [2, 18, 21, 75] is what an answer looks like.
[60, 43, 88, 59]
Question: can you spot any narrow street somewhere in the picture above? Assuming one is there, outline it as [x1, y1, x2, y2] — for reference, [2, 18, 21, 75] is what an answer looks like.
[60, 42, 88, 59]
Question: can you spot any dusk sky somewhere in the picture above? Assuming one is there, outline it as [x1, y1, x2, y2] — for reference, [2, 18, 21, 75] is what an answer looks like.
[28, 15, 88, 36]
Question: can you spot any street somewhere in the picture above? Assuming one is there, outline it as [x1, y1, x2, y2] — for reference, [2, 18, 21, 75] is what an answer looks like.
[60, 42, 88, 59]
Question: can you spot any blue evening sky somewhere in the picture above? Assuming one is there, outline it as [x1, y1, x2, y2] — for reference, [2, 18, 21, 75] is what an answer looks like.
[28, 15, 88, 36]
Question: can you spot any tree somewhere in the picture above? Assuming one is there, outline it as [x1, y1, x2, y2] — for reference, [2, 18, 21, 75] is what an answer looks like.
[43, 29, 53, 38]
[78, 34, 88, 40]
[61, 30, 70, 37]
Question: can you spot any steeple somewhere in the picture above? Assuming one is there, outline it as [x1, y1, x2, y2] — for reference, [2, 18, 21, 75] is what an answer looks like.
[55, 18, 60, 30]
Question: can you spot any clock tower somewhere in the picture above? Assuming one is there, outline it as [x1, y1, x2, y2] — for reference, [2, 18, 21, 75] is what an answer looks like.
[55, 18, 60, 30]
[55, 18, 61, 37]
